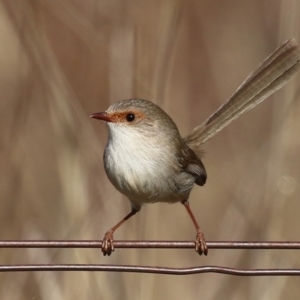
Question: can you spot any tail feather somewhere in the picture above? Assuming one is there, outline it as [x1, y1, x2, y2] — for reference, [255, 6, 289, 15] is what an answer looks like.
[184, 39, 300, 148]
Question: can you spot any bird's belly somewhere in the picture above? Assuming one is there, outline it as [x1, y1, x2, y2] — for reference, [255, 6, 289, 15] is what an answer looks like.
[104, 143, 188, 205]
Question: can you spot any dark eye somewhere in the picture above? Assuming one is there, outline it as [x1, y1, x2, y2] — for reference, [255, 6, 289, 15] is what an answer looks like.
[126, 113, 135, 122]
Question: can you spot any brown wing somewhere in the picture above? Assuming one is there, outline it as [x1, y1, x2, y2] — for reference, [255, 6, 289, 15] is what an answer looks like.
[179, 144, 207, 186]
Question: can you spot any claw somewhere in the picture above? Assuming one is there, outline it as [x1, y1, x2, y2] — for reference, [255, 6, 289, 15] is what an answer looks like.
[195, 229, 208, 255]
[101, 231, 115, 256]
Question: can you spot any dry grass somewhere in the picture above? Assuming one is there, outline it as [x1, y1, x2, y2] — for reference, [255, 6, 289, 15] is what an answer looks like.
[0, 0, 300, 299]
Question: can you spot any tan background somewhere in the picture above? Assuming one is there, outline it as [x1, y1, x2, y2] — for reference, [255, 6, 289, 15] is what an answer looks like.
[0, 0, 300, 299]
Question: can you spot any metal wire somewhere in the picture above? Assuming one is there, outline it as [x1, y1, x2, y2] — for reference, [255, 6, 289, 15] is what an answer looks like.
[0, 240, 300, 249]
[0, 265, 300, 276]
[1, 240, 300, 275]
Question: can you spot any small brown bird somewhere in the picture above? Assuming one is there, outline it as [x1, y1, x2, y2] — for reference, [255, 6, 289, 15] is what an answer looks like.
[91, 39, 300, 256]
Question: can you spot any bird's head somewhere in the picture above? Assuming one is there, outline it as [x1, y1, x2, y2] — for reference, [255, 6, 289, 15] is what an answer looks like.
[90, 99, 180, 140]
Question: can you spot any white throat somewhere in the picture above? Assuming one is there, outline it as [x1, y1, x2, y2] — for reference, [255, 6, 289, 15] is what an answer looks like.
[103, 123, 180, 205]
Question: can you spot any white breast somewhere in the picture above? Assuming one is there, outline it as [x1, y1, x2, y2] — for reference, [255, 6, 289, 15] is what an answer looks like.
[103, 123, 184, 206]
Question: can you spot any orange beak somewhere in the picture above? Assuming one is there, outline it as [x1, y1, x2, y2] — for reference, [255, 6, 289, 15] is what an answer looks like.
[90, 112, 113, 122]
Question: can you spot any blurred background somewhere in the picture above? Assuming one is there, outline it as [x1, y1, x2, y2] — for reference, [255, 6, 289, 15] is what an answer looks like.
[0, 0, 300, 299]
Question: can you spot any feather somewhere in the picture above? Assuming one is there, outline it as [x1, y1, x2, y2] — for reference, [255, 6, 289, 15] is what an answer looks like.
[184, 39, 300, 148]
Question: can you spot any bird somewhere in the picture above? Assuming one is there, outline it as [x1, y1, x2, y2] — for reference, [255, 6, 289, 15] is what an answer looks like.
[90, 39, 300, 256]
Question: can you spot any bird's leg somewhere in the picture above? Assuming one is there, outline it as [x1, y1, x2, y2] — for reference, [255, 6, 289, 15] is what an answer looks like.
[101, 208, 138, 256]
[181, 200, 208, 255]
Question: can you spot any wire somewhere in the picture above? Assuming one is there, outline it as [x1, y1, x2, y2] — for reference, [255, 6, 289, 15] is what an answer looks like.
[0, 240, 299, 275]
[0, 240, 300, 249]
[0, 264, 300, 276]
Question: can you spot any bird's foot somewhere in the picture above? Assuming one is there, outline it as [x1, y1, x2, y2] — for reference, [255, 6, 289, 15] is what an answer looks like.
[195, 229, 208, 255]
[101, 230, 114, 256]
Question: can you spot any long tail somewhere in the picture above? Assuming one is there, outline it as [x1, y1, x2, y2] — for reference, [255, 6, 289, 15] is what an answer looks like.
[184, 39, 300, 148]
